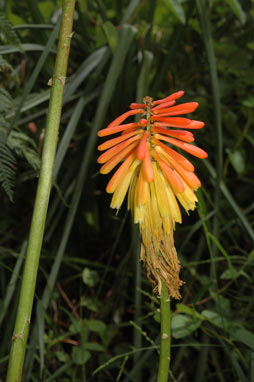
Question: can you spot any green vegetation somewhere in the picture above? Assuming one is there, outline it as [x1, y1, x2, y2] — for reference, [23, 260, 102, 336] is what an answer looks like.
[0, 1, 253, 381]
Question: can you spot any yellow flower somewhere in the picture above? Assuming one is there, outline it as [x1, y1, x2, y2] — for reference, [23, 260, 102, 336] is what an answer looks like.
[97, 91, 207, 298]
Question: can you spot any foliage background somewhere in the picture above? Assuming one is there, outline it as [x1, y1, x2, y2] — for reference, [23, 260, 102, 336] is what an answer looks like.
[0, 0, 253, 381]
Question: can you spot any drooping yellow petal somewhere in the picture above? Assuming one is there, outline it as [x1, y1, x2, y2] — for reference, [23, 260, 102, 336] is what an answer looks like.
[133, 178, 146, 224]
[157, 168, 182, 225]
[152, 163, 168, 217]
[127, 166, 139, 212]
[127, 166, 145, 224]
[176, 176, 198, 212]
[136, 166, 148, 206]
[149, 182, 161, 233]
[110, 159, 140, 210]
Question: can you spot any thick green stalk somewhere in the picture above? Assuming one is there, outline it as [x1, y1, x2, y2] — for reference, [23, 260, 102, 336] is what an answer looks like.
[157, 280, 171, 382]
[6, 2, 75, 381]
[133, 225, 142, 381]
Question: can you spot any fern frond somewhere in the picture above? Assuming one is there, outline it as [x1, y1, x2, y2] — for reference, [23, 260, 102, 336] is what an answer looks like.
[0, 116, 9, 130]
[0, 12, 21, 48]
[0, 88, 16, 200]
[0, 132, 16, 201]
[8, 131, 40, 171]
[0, 88, 15, 114]
[0, 55, 13, 72]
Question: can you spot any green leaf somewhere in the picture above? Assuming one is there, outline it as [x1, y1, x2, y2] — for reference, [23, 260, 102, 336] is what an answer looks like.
[0, 43, 56, 55]
[201, 310, 229, 330]
[80, 296, 101, 312]
[241, 95, 254, 108]
[6, 3, 25, 26]
[84, 319, 107, 333]
[69, 317, 80, 333]
[206, 232, 236, 273]
[232, 328, 254, 349]
[56, 350, 69, 363]
[224, 0, 246, 24]
[38, 1, 57, 22]
[247, 42, 254, 51]
[212, 294, 231, 317]
[164, 0, 185, 24]
[176, 304, 204, 320]
[202, 311, 254, 349]
[121, 0, 142, 24]
[153, 310, 161, 323]
[82, 268, 99, 287]
[171, 314, 201, 339]
[220, 268, 239, 280]
[85, 342, 106, 352]
[102, 21, 118, 53]
[249, 250, 254, 261]
[72, 347, 91, 365]
[176, 304, 197, 316]
[226, 149, 245, 174]
[238, 270, 251, 282]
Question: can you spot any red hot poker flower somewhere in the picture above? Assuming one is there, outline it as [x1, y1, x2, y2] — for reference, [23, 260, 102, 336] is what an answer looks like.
[97, 91, 207, 298]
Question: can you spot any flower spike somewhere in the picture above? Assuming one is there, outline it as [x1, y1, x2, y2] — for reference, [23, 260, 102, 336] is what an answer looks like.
[97, 91, 207, 298]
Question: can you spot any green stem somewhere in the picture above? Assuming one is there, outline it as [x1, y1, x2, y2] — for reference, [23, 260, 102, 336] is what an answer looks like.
[6, 2, 75, 381]
[157, 280, 171, 382]
[133, 225, 142, 380]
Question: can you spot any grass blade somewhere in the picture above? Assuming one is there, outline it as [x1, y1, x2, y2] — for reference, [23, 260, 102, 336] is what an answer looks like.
[0, 243, 26, 325]
[203, 159, 254, 239]
[7, 19, 60, 136]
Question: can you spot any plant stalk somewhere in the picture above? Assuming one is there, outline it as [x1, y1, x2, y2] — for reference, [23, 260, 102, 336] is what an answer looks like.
[157, 280, 171, 382]
[6, 1, 75, 381]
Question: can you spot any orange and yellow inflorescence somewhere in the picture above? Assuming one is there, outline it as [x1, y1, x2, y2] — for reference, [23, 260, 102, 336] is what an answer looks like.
[97, 91, 207, 298]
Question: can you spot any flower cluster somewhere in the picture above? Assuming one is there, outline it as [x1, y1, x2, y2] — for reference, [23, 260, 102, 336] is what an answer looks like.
[97, 91, 207, 298]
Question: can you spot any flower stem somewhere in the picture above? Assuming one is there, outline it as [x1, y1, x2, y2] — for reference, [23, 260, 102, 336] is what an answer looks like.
[157, 280, 171, 382]
[6, 2, 75, 381]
